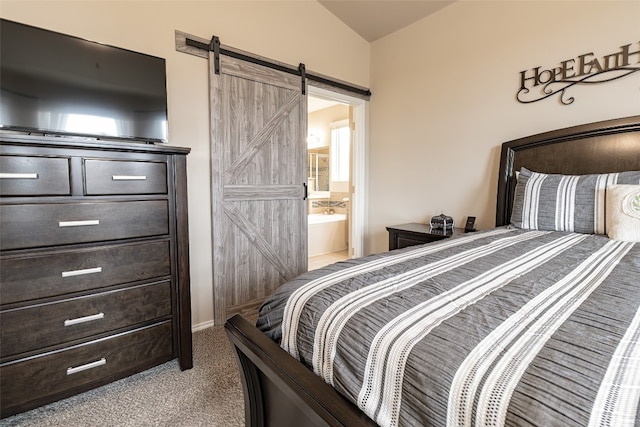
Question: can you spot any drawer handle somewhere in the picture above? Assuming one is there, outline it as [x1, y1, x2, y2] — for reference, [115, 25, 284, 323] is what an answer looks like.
[0, 172, 38, 179]
[64, 312, 105, 327]
[62, 266, 102, 278]
[112, 175, 147, 181]
[59, 220, 100, 227]
[67, 358, 107, 375]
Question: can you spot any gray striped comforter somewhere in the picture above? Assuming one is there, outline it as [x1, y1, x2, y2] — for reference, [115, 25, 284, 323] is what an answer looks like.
[257, 228, 640, 427]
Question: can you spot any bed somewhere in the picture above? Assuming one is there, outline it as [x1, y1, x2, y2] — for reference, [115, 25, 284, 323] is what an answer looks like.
[225, 115, 640, 427]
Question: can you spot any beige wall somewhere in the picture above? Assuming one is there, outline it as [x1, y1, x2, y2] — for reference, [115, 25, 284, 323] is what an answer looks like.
[367, 0, 640, 254]
[0, 1, 370, 328]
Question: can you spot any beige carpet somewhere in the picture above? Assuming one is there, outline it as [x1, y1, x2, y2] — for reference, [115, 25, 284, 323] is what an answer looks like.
[1, 319, 251, 427]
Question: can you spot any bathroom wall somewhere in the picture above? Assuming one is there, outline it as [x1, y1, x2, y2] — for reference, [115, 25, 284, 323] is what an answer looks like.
[310, 196, 350, 216]
[307, 104, 352, 216]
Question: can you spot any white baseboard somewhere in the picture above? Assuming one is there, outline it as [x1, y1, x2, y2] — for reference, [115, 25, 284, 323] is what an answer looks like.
[192, 320, 215, 332]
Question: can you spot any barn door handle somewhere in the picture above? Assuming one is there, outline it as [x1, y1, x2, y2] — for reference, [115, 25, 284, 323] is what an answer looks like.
[303, 182, 308, 200]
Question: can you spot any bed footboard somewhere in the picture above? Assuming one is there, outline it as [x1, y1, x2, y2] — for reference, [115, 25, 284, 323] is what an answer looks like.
[224, 314, 377, 427]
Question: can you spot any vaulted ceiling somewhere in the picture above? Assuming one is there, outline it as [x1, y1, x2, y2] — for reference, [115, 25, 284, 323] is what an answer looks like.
[318, 0, 455, 42]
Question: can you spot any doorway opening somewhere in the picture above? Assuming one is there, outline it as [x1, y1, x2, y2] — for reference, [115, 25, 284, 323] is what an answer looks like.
[307, 86, 368, 270]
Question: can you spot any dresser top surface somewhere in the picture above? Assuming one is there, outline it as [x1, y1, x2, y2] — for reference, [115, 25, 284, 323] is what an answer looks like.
[0, 132, 190, 155]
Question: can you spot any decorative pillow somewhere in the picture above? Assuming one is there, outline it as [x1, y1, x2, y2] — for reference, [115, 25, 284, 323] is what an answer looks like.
[606, 184, 640, 242]
[510, 168, 640, 234]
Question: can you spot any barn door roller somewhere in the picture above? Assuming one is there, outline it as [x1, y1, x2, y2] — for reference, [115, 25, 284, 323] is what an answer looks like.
[210, 36, 220, 75]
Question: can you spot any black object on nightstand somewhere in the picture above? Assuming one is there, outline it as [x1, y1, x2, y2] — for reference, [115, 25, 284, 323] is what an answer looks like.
[386, 223, 466, 251]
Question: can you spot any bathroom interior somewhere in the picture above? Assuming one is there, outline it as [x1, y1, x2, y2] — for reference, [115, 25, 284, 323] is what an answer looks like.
[307, 96, 352, 270]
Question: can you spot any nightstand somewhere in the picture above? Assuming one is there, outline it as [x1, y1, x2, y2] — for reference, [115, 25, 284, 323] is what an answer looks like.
[386, 223, 467, 251]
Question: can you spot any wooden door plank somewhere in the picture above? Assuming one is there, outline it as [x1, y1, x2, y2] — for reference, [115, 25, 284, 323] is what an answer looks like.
[221, 55, 300, 92]
[224, 204, 296, 282]
[224, 184, 303, 200]
[224, 92, 301, 184]
[209, 53, 228, 324]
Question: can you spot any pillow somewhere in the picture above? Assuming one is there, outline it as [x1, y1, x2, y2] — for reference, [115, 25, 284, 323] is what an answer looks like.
[510, 168, 640, 234]
[606, 184, 640, 242]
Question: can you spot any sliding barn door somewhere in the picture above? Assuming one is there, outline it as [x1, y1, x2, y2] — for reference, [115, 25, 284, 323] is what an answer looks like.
[210, 53, 308, 324]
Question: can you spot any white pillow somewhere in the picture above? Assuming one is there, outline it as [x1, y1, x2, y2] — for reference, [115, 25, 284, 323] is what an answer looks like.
[606, 185, 640, 242]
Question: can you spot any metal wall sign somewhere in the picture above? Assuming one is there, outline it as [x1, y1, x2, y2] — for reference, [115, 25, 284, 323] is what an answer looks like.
[517, 42, 640, 105]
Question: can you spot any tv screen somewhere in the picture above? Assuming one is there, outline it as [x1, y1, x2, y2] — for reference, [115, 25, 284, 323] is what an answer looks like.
[0, 19, 168, 143]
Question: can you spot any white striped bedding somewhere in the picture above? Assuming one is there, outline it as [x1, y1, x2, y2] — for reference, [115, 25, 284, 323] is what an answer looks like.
[257, 229, 640, 427]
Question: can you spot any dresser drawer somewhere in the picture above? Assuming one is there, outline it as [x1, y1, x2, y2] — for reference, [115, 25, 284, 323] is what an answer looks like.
[1, 281, 172, 358]
[0, 240, 171, 304]
[84, 159, 167, 195]
[0, 155, 71, 196]
[0, 200, 169, 250]
[0, 321, 173, 417]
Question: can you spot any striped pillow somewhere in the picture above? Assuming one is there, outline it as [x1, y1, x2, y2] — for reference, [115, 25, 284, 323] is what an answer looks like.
[511, 168, 640, 234]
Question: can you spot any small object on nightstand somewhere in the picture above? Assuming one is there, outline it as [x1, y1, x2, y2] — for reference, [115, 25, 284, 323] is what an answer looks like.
[464, 216, 476, 232]
[429, 213, 455, 231]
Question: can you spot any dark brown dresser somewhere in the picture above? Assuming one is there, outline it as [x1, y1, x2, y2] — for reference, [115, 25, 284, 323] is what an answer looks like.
[0, 134, 192, 418]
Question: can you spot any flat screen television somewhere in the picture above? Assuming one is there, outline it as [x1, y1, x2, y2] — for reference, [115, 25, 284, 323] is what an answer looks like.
[0, 19, 168, 143]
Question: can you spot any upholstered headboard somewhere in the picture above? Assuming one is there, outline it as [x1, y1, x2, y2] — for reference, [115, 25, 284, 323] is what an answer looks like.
[496, 115, 640, 227]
